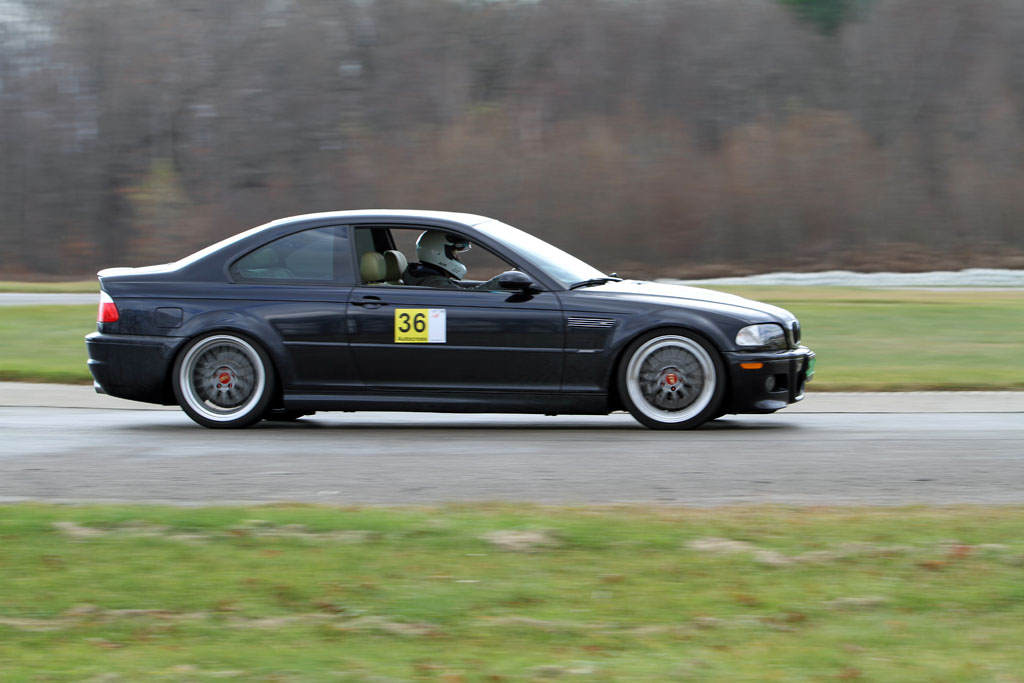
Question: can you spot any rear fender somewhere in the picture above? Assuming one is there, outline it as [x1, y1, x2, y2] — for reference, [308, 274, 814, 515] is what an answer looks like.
[175, 310, 296, 388]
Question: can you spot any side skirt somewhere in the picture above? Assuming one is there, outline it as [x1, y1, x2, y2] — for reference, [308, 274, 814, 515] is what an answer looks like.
[283, 390, 610, 415]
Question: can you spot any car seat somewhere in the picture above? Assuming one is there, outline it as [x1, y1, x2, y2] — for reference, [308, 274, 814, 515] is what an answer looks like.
[383, 250, 408, 285]
[360, 251, 387, 285]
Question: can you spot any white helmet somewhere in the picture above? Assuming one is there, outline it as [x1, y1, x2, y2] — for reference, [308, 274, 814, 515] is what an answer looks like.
[416, 231, 470, 279]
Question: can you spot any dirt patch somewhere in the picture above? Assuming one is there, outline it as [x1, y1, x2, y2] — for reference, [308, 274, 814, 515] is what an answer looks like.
[479, 530, 562, 552]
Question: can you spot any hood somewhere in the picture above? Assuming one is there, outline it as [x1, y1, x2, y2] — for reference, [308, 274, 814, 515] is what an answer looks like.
[580, 280, 796, 323]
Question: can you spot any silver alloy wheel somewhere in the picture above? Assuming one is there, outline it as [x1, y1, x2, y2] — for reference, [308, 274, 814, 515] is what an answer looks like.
[177, 335, 267, 423]
[624, 334, 716, 424]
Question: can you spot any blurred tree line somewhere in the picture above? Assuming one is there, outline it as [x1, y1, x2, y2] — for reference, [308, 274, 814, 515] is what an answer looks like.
[2, 0, 1023, 278]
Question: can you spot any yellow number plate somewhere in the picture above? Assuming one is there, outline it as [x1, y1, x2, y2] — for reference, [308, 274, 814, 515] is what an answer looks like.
[394, 309, 446, 343]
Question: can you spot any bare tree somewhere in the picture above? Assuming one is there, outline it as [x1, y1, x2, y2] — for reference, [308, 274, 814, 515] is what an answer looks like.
[1, 0, 1023, 278]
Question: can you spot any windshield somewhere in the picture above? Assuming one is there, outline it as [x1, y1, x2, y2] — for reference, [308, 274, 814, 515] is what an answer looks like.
[478, 220, 607, 287]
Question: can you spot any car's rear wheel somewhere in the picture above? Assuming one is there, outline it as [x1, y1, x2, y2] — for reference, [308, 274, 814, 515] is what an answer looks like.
[618, 330, 725, 430]
[172, 333, 275, 429]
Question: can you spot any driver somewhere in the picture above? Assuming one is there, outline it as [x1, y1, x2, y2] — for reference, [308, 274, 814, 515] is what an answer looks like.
[402, 231, 499, 290]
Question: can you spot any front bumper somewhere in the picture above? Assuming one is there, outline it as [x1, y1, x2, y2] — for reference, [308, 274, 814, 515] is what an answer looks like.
[722, 346, 815, 414]
[85, 332, 186, 405]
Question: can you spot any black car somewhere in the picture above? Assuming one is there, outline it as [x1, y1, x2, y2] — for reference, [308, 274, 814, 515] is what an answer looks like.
[86, 210, 814, 429]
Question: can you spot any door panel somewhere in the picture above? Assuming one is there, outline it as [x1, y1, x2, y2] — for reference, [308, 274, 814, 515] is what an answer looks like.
[347, 286, 564, 392]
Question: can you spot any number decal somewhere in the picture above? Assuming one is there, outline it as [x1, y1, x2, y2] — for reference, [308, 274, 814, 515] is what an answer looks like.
[395, 309, 446, 343]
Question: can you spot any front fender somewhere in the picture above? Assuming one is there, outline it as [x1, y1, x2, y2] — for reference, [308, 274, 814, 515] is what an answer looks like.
[606, 308, 739, 357]
[603, 319, 729, 411]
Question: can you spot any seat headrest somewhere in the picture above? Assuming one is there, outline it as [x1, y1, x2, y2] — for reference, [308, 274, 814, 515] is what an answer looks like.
[383, 250, 408, 282]
[360, 251, 386, 283]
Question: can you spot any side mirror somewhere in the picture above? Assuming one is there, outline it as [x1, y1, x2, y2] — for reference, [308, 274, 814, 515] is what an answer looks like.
[496, 270, 535, 291]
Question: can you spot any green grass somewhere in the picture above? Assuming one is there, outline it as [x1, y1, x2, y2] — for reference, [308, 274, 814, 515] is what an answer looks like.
[0, 280, 97, 293]
[1, 288, 1024, 389]
[712, 287, 1024, 390]
[1, 503, 1023, 680]
[0, 305, 96, 384]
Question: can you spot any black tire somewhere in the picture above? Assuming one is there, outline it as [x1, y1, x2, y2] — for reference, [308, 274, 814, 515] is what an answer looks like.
[172, 332, 276, 429]
[617, 330, 725, 430]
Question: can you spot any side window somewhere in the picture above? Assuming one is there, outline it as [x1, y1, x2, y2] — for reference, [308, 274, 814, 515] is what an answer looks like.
[231, 226, 352, 283]
[387, 227, 512, 285]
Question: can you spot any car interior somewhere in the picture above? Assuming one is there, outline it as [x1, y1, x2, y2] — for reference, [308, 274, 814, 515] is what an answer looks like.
[353, 226, 511, 287]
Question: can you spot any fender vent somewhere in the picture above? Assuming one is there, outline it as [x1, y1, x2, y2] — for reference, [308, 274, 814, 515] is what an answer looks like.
[567, 316, 616, 329]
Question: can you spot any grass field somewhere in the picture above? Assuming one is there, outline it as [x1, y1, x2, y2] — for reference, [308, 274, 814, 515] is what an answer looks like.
[716, 287, 1024, 391]
[2, 503, 1023, 680]
[1, 288, 1023, 389]
[0, 305, 96, 384]
[0, 280, 97, 293]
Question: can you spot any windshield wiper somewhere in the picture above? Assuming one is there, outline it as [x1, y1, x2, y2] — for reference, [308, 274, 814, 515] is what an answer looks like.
[569, 277, 622, 290]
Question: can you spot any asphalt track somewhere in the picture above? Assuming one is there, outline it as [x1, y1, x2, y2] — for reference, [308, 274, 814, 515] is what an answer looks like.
[1, 383, 1022, 506]
[0, 293, 98, 306]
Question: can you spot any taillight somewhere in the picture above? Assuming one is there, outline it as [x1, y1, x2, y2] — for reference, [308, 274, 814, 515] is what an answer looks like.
[98, 291, 119, 323]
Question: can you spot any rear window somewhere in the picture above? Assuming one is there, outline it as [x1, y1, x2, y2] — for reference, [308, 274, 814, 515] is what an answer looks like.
[230, 226, 352, 283]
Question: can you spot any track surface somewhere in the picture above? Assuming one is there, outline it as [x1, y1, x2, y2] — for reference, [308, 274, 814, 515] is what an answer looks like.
[0, 293, 97, 306]
[2, 385, 1022, 506]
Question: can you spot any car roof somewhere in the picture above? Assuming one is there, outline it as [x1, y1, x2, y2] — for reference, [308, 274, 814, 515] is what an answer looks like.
[99, 209, 504, 282]
[164, 209, 494, 271]
[266, 209, 493, 229]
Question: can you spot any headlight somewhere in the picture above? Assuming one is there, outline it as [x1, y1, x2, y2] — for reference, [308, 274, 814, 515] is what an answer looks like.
[736, 323, 787, 349]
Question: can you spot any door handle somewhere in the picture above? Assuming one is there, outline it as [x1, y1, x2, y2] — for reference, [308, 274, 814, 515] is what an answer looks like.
[351, 296, 388, 308]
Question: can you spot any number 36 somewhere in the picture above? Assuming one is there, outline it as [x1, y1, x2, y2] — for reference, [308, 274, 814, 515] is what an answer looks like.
[397, 311, 426, 333]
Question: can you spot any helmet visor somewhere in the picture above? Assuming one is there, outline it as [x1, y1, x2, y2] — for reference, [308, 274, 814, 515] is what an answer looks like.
[445, 236, 471, 260]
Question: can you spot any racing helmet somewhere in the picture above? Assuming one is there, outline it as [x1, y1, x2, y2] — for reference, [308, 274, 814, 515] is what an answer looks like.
[416, 230, 470, 279]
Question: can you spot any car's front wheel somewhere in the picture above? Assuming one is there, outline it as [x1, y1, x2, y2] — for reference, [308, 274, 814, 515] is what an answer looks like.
[172, 333, 275, 429]
[618, 330, 725, 429]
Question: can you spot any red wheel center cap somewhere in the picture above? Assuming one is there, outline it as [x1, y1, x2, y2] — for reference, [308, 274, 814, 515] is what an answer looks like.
[215, 368, 234, 389]
[664, 373, 678, 386]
